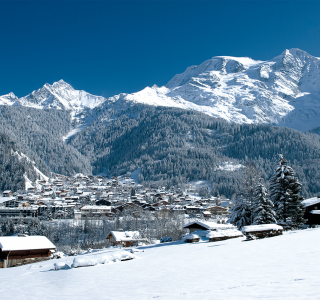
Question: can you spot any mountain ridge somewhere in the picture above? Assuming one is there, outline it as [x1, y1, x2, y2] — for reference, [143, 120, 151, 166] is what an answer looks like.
[1, 48, 320, 136]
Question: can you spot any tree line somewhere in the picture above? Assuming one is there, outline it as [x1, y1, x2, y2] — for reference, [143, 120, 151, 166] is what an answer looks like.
[228, 155, 305, 230]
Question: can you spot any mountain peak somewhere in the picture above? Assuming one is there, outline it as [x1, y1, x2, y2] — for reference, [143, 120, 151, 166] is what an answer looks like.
[278, 48, 313, 61]
[48, 79, 73, 90]
[0, 92, 18, 105]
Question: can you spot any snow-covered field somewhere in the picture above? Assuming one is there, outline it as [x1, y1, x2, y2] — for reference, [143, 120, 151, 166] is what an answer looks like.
[1, 228, 319, 300]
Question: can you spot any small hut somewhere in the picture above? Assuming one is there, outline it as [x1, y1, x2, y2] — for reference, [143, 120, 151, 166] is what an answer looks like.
[302, 197, 320, 226]
[183, 220, 236, 233]
[106, 231, 146, 247]
[241, 224, 283, 240]
[183, 221, 242, 242]
[206, 228, 243, 242]
[0, 235, 56, 268]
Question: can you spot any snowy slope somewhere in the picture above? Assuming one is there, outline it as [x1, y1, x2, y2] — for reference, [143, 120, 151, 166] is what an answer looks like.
[14, 151, 48, 190]
[2, 49, 320, 133]
[0, 92, 20, 106]
[1, 228, 320, 300]
[18, 80, 106, 112]
[112, 48, 320, 131]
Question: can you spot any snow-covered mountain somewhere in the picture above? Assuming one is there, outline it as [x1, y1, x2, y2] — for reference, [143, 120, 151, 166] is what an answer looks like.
[0, 92, 20, 106]
[0, 79, 106, 113]
[121, 48, 320, 131]
[1, 49, 320, 132]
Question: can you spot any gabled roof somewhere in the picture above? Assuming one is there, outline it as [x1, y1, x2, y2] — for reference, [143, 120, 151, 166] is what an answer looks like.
[107, 231, 140, 242]
[183, 220, 235, 230]
[302, 197, 320, 208]
[81, 205, 111, 210]
[0, 236, 56, 251]
[0, 196, 16, 204]
[242, 224, 283, 232]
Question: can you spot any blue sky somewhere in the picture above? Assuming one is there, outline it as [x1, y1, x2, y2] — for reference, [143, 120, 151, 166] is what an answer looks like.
[1, 0, 320, 98]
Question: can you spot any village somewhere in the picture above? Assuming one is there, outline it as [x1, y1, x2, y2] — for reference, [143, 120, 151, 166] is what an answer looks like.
[0, 173, 232, 222]
[0, 171, 319, 270]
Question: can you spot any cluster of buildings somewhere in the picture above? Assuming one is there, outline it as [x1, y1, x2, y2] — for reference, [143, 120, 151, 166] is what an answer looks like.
[0, 174, 232, 222]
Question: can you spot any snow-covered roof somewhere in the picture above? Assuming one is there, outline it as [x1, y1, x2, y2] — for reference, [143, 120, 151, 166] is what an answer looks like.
[0, 236, 56, 251]
[220, 201, 231, 207]
[310, 210, 320, 215]
[183, 220, 235, 230]
[302, 197, 320, 208]
[0, 196, 16, 204]
[108, 231, 141, 242]
[242, 224, 283, 232]
[81, 205, 111, 210]
[206, 229, 243, 238]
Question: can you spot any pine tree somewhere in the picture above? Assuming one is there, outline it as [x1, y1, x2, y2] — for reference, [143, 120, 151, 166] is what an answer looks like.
[228, 196, 252, 229]
[252, 179, 277, 225]
[28, 218, 41, 235]
[269, 154, 305, 229]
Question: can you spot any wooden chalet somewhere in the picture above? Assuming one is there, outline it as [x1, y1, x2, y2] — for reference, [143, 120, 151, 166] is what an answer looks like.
[302, 197, 320, 226]
[3, 190, 13, 197]
[183, 220, 235, 233]
[96, 199, 112, 206]
[241, 224, 283, 240]
[207, 206, 230, 216]
[106, 231, 146, 247]
[207, 228, 243, 242]
[80, 205, 113, 218]
[0, 235, 56, 268]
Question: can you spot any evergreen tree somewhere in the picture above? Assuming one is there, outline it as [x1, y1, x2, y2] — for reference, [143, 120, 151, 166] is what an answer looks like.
[28, 218, 41, 235]
[269, 154, 305, 229]
[47, 210, 53, 221]
[252, 179, 277, 225]
[228, 163, 262, 229]
[228, 196, 252, 229]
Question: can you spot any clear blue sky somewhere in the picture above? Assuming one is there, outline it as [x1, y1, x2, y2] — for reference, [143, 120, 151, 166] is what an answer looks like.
[1, 0, 320, 98]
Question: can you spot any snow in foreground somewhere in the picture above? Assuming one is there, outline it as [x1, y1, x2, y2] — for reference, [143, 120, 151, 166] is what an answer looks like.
[1, 228, 320, 300]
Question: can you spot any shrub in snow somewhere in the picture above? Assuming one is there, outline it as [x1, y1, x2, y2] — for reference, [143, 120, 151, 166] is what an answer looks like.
[127, 248, 144, 254]
[52, 251, 65, 259]
[73, 257, 97, 268]
[72, 250, 135, 268]
[160, 236, 172, 243]
[54, 262, 68, 270]
[183, 234, 200, 243]
[68, 249, 79, 256]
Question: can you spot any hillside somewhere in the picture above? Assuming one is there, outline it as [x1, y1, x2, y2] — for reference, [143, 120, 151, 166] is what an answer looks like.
[1, 228, 319, 300]
[2, 104, 320, 197]
[69, 106, 320, 198]
[0, 105, 92, 176]
[0, 132, 39, 191]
